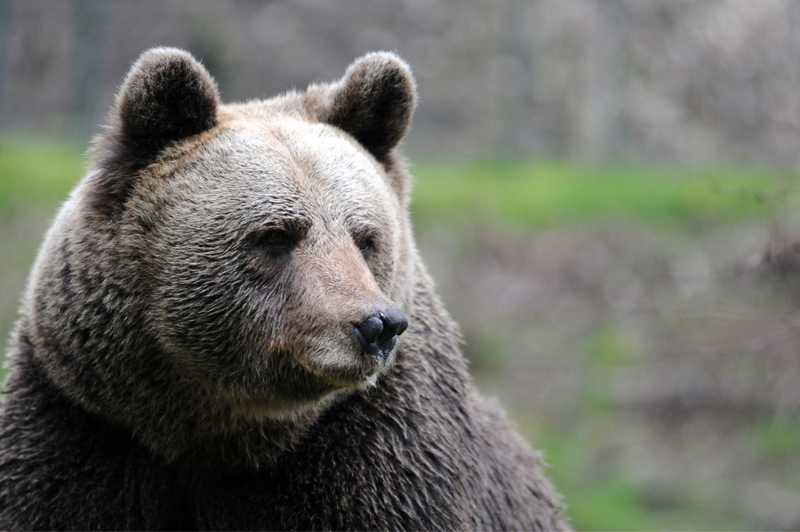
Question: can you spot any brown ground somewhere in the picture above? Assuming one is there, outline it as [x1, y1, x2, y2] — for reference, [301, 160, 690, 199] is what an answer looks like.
[418, 220, 800, 530]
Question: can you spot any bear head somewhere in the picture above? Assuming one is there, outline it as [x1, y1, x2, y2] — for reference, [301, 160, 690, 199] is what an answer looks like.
[23, 48, 419, 466]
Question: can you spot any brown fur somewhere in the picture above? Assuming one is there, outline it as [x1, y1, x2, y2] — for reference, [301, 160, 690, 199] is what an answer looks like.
[0, 48, 568, 530]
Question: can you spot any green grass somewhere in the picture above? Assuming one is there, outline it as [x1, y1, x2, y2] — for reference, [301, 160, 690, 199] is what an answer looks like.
[748, 418, 800, 462]
[534, 430, 748, 531]
[411, 159, 798, 229]
[0, 136, 85, 212]
[1, 137, 797, 228]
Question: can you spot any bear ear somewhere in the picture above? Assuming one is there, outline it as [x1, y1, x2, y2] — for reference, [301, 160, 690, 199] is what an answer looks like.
[114, 47, 219, 155]
[85, 49, 219, 218]
[317, 52, 417, 164]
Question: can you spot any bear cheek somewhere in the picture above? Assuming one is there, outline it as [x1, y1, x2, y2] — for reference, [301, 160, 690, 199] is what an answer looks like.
[147, 248, 267, 381]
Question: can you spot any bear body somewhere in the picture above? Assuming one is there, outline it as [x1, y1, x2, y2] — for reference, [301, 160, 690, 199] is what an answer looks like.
[0, 49, 567, 530]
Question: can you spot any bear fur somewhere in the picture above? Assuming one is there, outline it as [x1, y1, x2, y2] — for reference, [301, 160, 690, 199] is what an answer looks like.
[0, 48, 568, 530]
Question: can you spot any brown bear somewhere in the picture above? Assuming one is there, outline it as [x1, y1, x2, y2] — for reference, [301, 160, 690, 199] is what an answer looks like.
[0, 48, 567, 530]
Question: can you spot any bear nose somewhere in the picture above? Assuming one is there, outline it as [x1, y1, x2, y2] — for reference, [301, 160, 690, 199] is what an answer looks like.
[353, 309, 409, 358]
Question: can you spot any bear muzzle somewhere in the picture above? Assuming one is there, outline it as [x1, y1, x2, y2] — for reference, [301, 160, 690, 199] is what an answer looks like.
[352, 307, 408, 360]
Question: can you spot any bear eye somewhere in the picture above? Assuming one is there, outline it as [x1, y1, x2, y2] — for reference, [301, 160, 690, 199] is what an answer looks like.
[262, 230, 295, 250]
[358, 236, 376, 256]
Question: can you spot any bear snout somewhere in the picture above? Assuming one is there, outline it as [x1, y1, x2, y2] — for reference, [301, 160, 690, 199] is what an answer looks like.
[353, 308, 409, 359]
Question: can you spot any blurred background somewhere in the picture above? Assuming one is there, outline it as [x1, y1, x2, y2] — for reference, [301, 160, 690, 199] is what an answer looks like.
[2, 0, 800, 529]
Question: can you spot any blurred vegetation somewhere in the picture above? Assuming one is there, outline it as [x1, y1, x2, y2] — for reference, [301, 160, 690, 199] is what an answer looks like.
[411, 159, 796, 230]
[0, 136, 85, 211]
[3, 137, 800, 531]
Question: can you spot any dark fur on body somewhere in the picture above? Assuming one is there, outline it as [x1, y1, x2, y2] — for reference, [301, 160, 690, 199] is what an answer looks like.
[0, 48, 567, 530]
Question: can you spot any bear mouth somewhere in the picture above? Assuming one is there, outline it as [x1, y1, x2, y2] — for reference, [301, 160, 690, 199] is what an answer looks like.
[289, 349, 387, 390]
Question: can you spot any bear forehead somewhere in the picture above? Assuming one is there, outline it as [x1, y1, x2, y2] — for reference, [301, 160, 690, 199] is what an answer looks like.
[175, 116, 397, 213]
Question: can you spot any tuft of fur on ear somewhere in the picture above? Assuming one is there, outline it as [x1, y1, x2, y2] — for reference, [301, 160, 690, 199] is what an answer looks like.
[318, 52, 417, 164]
[115, 47, 219, 155]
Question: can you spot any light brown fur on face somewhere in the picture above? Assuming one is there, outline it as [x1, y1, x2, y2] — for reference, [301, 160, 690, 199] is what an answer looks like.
[0, 48, 568, 530]
[144, 119, 410, 397]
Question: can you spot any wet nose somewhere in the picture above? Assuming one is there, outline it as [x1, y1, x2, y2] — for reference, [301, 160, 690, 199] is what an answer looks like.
[353, 308, 409, 358]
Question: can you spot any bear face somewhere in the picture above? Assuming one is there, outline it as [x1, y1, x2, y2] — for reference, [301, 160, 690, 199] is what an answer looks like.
[135, 121, 410, 413]
[24, 48, 419, 465]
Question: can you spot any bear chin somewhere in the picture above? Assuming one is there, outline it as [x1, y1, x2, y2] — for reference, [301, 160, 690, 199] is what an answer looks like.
[226, 346, 393, 421]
